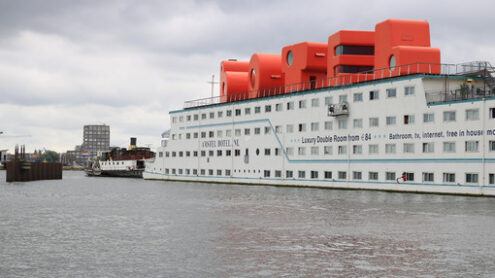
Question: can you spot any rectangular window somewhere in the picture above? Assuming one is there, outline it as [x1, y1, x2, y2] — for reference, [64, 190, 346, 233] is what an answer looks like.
[369, 90, 379, 100]
[404, 115, 415, 124]
[324, 97, 333, 105]
[338, 119, 347, 129]
[423, 113, 434, 123]
[186, 133, 191, 139]
[369, 172, 378, 180]
[299, 100, 306, 109]
[353, 145, 362, 154]
[217, 111, 223, 118]
[226, 110, 232, 117]
[217, 130, 223, 138]
[265, 105, 271, 113]
[286, 124, 294, 133]
[209, 112, 215, 119]
[311, 98, 319, 107]
[423, 172, 434, 182]
[193, 132, 198, 139]
[443, 142, 456, 153]
[443, 173, 455, 183]
[226, 150, 231, 156]
[245, 108, 251, 115]
[385, 144, 396, 154]
[226, 130, 232, 137]
[443, 111, 456, 122]
[489, 173, 494, 184]
[275, 125, 282, 134]
[369, 117, 379, 127]
[194, 114, 199, 121]
[217, 150, 222, 156]
[339, 95, 347, 103]
[311, 122, 319, 131]
[324, 121, 333, 130]
[286, 147, 294, 156]
[286, 171, 293, 178]
[324, 171, 332, 179]
[353, 171, 362, 180]
[193, 151, 198, 157]
[465, 141, 479, 152]
[298, 147, 306, 156]
[201, 132, 206, 138]
[264, 126, 271, 134]
[275, 170, 282, 178]
[405, 172, 414, 181]
[324, 146, 332, 155]
[201, 113, 207, 120]
[353, 119, 363, 128]
[287, 102, 294, 110]
[311, 146, 319, 155]
[422, 142, 434, 153]
[338, 145, 347, 154]
[298, 123, 306, 132]
[209, 131, 214, 138]
[403, 143, 414, 153]
[338, 171, 347, 179]
[386, 172, 396, 181]
[208, 150, 214, 157]
[490, 108, 495, 119]
[466, 109, 479, 121]
[217, 169, 222, 176]
[208, 169, 214, 176]
[275, 148, 280, 156]
[244, 128, 250, 135]
[235, 129, 241, 136]
[369, 144, 379, 154]
[200, 169, 205, 175]
[264, 170, 270, 178]
[386, 116, 396, 125]
[490, 141, 495, 151]
[404, 86, 415, 95]
[298, 171, 306, 178]
[254, 127, 261, 135]
[225, 169, 231, 176]
[466, 173, 478, 183]
[386, 88, 396, 98]
[234, 149, 240, 156]
[254, 106, 261, 114]
[264, 148, 271, 156]
[353, 93, 363, 102]
[186, 115, 191, 121]
[311, 171, 319, 179]
[275, 103, 283, 111]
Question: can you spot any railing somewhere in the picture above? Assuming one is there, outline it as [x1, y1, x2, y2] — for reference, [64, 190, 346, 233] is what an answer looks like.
[184, 61, 494, 109]
[425, 88, 495, 104]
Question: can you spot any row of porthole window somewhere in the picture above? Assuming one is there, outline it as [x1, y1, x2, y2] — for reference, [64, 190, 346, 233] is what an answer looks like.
[172, 86, 417, 123]
[163, 168, 494, 185]
[170, 107, 495, 140]
[160, 140, 495, 158]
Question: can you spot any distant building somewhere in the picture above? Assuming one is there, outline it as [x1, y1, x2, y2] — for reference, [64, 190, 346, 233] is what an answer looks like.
[64, 125, 110, 166]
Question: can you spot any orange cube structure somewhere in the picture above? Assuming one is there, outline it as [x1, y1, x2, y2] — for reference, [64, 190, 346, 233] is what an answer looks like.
[374, 19, 441, 76]
[248, 53, 285, 98]
[327, 30, 375, 80]
[281, 42, 327, 92]
[220, 60, 249, 102]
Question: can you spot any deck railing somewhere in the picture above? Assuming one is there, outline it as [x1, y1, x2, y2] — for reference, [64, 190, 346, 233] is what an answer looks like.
[184, 61, 494, 109]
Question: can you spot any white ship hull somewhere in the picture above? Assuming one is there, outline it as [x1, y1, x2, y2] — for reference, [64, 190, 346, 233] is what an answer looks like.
[145, 74, 495, 196]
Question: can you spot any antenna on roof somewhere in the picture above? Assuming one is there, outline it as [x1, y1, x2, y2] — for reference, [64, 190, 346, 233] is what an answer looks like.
[207, 74, 219, 98]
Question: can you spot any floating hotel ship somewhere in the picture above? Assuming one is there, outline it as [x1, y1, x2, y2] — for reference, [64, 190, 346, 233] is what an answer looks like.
[144, 19, 495, 196]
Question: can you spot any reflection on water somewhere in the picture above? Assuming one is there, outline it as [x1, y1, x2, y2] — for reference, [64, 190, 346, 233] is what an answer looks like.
[1, 171, 494, 277]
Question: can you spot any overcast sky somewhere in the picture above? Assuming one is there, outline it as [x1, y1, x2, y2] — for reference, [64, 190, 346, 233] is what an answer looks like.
[1, 0, 494, 153]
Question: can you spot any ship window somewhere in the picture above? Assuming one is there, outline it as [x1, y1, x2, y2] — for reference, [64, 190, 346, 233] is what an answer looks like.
[234, 149, 240, 156]
[226, 150, 231, 156]
[353, 145, 362, 154]
[275, 103, 283, 111]
[217, 150, 222, 156]
[235, 109, 241, 116]
[385, 172, 396, 181]
[201, 132, 206, 138]
[217, 169, 222, 176]
[466, 109, 479, 121]
[165, 152, 169, 157]
[443, 142, 456, 153]
[353, 171, 362, 180]
[265, 105, 271, 113]
[275, 126, 282, 134]
[386, 116, 396, 126]
[324, 171, 332, 179]
[179, 151, 183, 157]
[172, 169, 176, 175]
[403, 143, 414, 153]
[324, 146, 332, 155]
[256, 148, 260, 155]
[286, 124, 294, 133]
[274, 148, 280, 156]
[287, 101, 294, 110]
[311, 146, 319, 155]
[335, 45, 374, 56]
[386, 88, 396, 98]
[186, 151, 190, 157]
[264, 126, 271, 134]
[178, 169, 183, 175]
[298, 171, 306, 178]
[254, 127, 261, 135]
[158, 152, 163, 158]
[208, 169, 213, 175]
[186, 115, 191, 121]
[490, 141, 495, 151]
[194, 114, 199, 121]
[404, 115, 415, 125]
[298, 123, 306, 132]
[201, 113, 207, 120]
[422, 142, 434, 153]
[200, 151, 206, 157]
[225, 169, 231, 176]
[264, 170, 270, 178]
[209, 131, 214, 138]
[193, 151, 198, 157]
[310, 171, 319, 179]
[353, 93, 363, 102]
[311, 122, 319, 131]
[385, 144, 396, 154]
[299, 100, 306, 109]
[193, 132, 198, 139]
[217, 111, 223, 118]
[226, 130, 232, 137]
[165, 169, 169, 174]
[369, 118, 379, 127]
[490, 108, 495, 119]
[339, 95, 347, 103]
[172, 117, 177, 123]
[354, 119, 363, 128]
[443, 111, 456, 122]
[405, 172, 414, 181]
[298, 147, 306, 156]
[324, 97, 333, 105]
[172, 152, 176, 157]
[369, 90, 379, 100]
[255, 106, 261, 113]
[186, 133, 191, 139]
[489, 174, 494, 184]
[286, 171, 293, 178]
[235, 129, 241, 136]
[369, 172, 378, 180]
[466, 173, 479, 183]
[209, 112, 214, 119]
[217, 130, 223, 138]
[404, 86, 415, 96]
[324, 121, 333, 130]
[423, 113, 434, 123]
[338, 145, 347, 154]
[443, 173, 455, 182]
[286, 147, 294, 156]
[423, 172, 434, 182]
[244, 128, 250, 135]
[245, 108, 251, 115]
[465, 141, 479, 152]
[338, 171, 347, 179]
[185, 169, 190, 175]
[264, 148, 271, 156]
[338, 119, 347, 129]
[273, 170, 281, 178]
[311, 98, 319, 107]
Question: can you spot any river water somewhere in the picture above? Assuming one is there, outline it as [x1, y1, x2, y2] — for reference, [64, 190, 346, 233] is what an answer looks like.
[1, 170, 495, 277]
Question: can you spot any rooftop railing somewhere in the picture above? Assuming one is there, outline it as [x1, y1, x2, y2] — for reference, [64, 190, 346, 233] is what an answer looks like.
[184, 61, 494, 109]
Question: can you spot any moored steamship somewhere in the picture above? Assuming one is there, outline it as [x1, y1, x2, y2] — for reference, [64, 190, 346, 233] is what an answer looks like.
[144, 19, 495, 196]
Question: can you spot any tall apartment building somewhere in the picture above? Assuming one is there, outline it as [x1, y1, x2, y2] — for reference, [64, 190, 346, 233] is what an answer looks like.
[82, 124, 110, 159]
